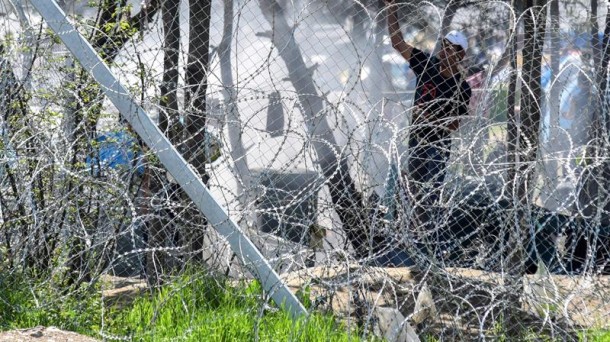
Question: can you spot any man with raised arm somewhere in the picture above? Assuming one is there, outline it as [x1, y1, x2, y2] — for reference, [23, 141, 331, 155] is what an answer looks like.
[384, 0, 472, 261]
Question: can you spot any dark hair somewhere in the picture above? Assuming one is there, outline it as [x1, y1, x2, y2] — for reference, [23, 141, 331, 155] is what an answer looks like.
[443, 39, 464, 54]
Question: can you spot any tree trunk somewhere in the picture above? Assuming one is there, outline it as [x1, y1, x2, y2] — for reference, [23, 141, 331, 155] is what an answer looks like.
[159, 0, 181, 144]
[585, 0, 610, 268]
[506, 0, 545, 334]
[549, 0, 560, 131]
[591, 0, 602, 74]
[549, 0, 559, 80]
[357, 1, 390, 199]
[518, 0, 544, 207]
[507, 0, 544, 275]
[597, 3, 610, 105]
[183, 0, 212, 262]
[184, 0, 211, 176]
[543, 0, 560, 202]
[579, 0, 610, 228]
[546, 0, 561, 163]
[219, 0, 252, 214]
[258, 0, 375, 259]
[506, 0, 523, 207]
[146, 0, 183, 284]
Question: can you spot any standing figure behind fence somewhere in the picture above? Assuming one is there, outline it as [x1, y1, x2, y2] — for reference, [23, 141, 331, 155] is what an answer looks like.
[385, 0, 471, 258]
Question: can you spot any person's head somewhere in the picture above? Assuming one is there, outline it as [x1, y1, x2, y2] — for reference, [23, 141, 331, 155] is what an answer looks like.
[438, 30, 468, 71]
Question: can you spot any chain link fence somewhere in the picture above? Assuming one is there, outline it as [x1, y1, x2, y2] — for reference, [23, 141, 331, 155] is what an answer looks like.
[1, 0, 610, 340]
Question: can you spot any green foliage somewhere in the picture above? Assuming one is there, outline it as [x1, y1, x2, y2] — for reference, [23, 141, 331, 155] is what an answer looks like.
[581, 329, 610, 341]
[0, 271, 369, 341]
[0, 273, 102, 335]
[106, 273, 363, 341]
[422, 336, 441, 342]
[295, 283, 313, 309]
[44, 29, 62, 45]
[489, 86, 508, 123]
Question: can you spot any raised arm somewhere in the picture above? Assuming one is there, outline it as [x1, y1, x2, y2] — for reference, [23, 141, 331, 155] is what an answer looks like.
[385, 0, 413, 61]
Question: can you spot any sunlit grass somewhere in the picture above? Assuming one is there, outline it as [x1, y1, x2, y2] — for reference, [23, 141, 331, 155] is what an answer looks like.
[1, 271, 370, 341]
[105, 274, 365, 341]
[582, 329, 610, 342]
[0, 273, 103, 335]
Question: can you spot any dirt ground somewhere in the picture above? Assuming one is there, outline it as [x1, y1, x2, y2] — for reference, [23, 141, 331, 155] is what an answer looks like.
[0, 326, 98, 342]
[282, 264, 610, 338]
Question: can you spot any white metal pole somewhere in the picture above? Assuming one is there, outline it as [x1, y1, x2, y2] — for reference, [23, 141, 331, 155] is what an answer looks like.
[29, 0, 306, 318]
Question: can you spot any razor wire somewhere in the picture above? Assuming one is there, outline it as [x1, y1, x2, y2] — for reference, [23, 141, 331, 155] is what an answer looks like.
[1, 0, 610, 340]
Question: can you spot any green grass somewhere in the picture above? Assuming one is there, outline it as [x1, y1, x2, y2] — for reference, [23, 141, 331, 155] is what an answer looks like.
[0, 271, 369, 341]
[0, 273, 103, 335]
[105, 274, 365, 341]
[4, 270, 610, 342]
[582, 330, 610, 341]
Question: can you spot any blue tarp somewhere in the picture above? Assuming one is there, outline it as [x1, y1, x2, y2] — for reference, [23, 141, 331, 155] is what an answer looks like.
[86, 131, 145, 175]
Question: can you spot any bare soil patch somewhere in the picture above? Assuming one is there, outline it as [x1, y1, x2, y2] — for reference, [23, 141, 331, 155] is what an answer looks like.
[0, 326, 98, 342]
[282, 265, 610, 339]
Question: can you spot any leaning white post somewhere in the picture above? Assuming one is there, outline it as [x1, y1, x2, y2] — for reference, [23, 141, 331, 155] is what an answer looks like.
[29, 0, 306, 319]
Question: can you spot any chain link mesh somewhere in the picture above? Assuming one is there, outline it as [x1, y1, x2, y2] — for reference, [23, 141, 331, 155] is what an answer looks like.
[1, 0, 610, 340]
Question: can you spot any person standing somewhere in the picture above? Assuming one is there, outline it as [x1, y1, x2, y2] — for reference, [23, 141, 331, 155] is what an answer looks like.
[384, 0, 472, 262]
